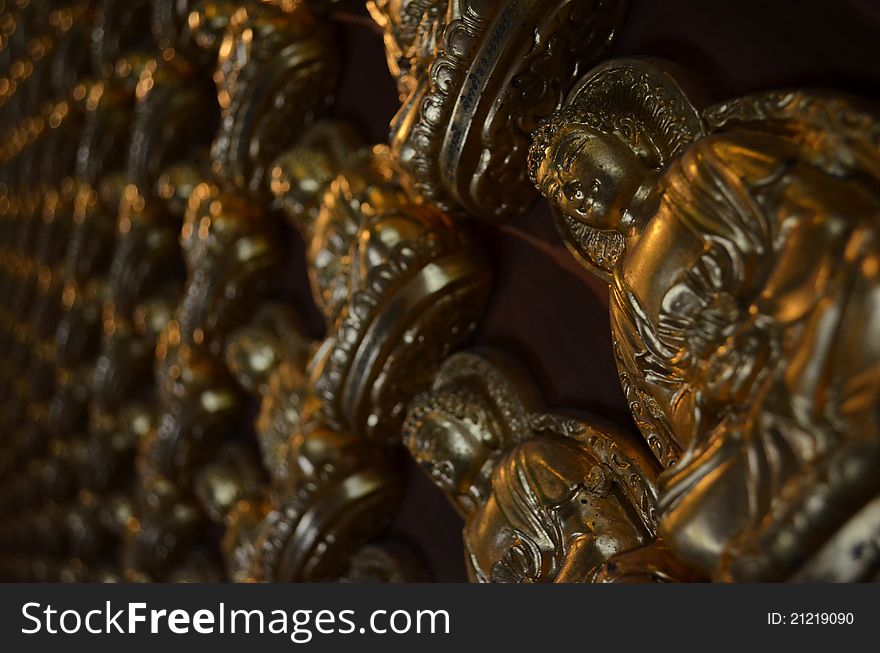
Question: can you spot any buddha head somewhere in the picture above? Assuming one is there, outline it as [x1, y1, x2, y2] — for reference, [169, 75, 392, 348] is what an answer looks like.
[403, 351, 539, 516]
[529, 109, 661, 236]
[404, 389, 500, 515]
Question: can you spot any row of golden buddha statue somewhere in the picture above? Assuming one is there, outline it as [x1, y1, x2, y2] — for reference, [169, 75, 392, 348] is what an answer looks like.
[0, 0, 877, 583]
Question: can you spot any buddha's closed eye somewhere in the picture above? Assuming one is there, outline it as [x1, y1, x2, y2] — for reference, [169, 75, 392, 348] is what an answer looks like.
[563, 181, 585, 202]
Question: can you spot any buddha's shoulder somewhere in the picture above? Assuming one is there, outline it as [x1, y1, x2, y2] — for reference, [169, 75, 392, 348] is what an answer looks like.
[678, 129, 801, 176]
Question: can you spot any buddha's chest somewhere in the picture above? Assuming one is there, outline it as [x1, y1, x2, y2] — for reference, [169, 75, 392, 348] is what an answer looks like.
[621, 213, 707, 332]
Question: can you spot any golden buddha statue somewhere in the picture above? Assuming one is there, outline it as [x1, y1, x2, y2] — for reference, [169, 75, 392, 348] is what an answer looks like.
[211, 0, 339, 195]
[305, 145, 493, 443]
[529, 58, 880, 581]
[225, 139, 490, 581]
[404, 349, 695, 582]
[369, 0, 627, 221]
[223, 301, 405, 583]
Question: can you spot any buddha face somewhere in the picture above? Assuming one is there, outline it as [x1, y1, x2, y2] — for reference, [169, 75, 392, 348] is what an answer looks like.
[535, 123, 647, 233]
[405, 400, 497, 513]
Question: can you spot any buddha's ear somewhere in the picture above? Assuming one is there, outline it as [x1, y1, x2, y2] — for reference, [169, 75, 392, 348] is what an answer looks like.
[639, 133, 666, 170]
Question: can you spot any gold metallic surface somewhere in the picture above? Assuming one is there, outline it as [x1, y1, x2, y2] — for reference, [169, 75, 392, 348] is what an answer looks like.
[369, 0, 628, 222]
[530, 58, 880, 581]
[1, 2, 878, 584]
[241, 138, 490, 581]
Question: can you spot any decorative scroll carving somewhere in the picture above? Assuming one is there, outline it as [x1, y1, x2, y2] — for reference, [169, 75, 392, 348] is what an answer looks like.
[370, 0, 628, 221]
[530, 57, 880, 581]
[211, 1, 339, 195]
[226, 132, 490, 581]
